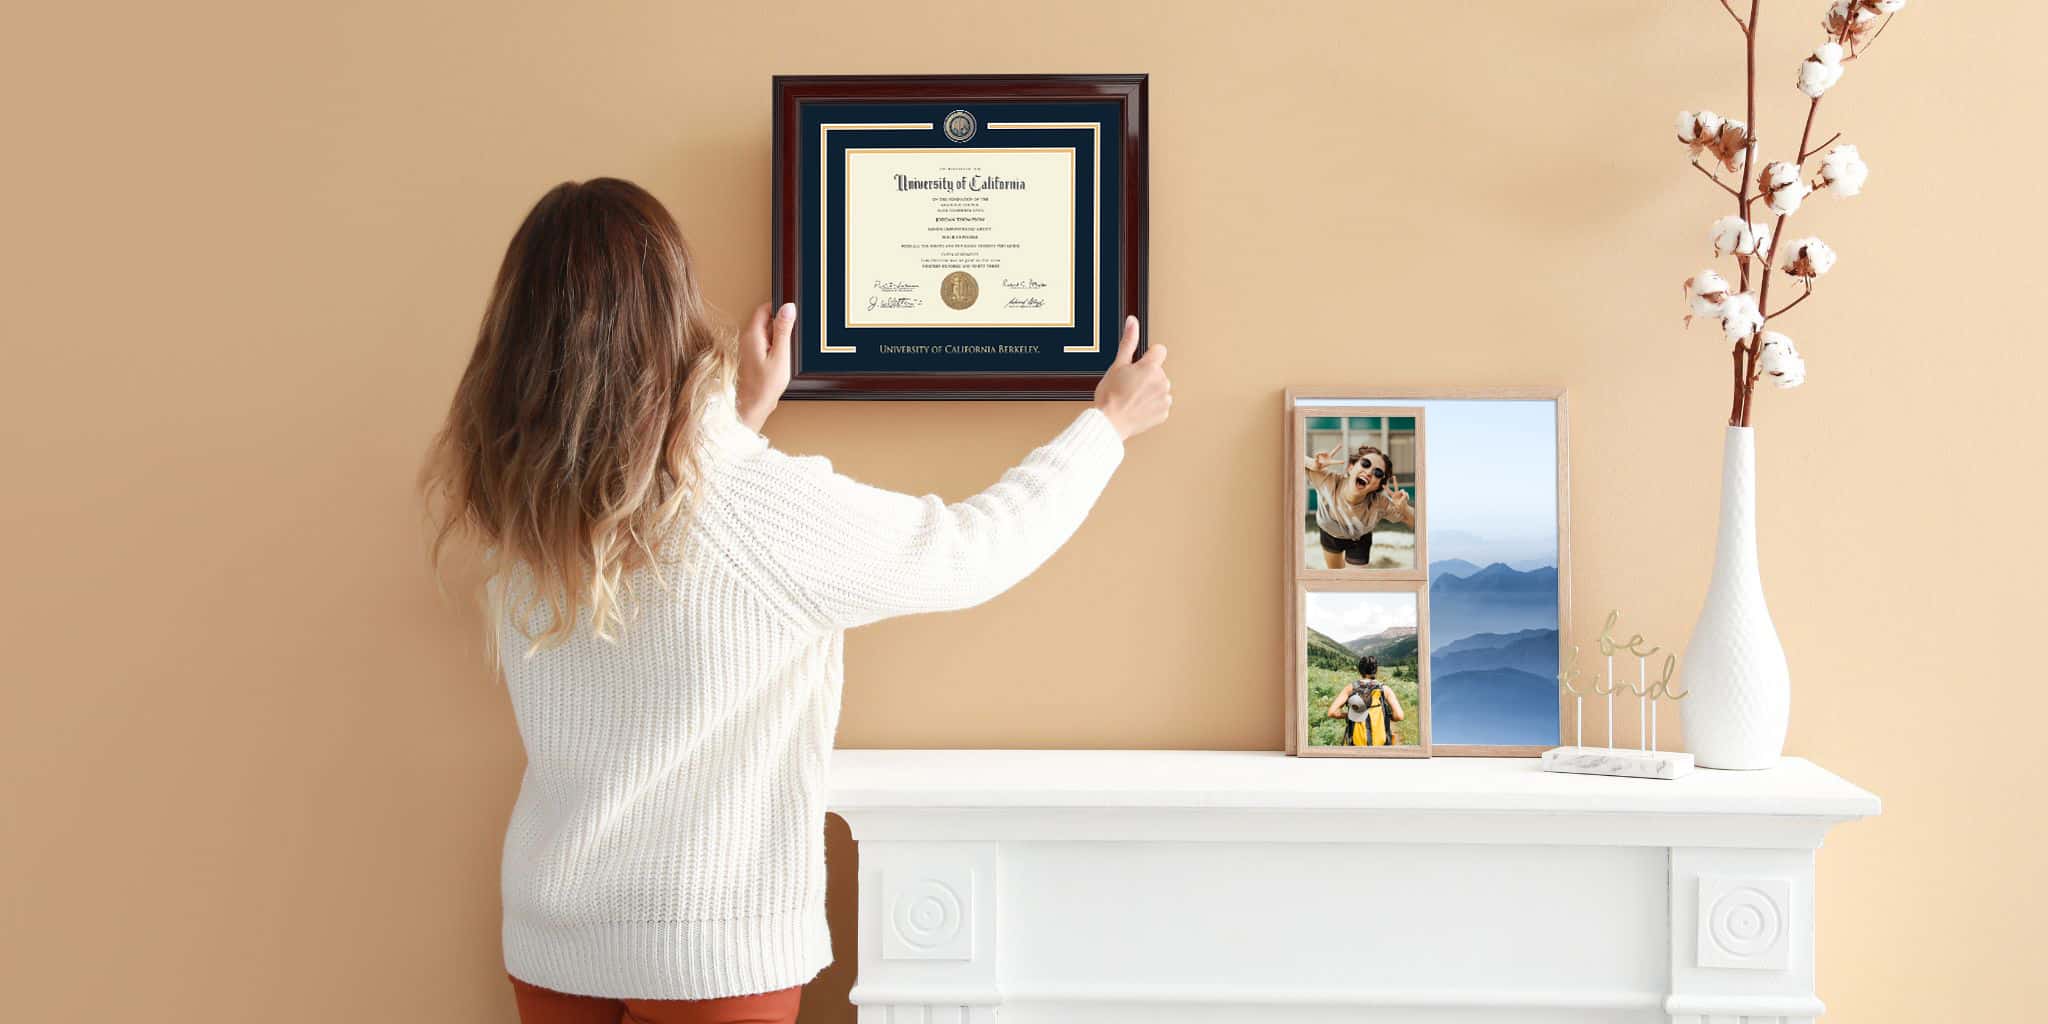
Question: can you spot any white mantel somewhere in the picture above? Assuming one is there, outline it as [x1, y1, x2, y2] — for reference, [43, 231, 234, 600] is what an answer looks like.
[829, 750, 1879, 1024]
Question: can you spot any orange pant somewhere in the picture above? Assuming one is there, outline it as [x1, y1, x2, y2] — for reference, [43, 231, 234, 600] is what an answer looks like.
[509, 975, 802, 1024]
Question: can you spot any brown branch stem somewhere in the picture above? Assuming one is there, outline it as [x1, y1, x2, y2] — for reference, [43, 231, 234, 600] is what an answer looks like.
[1716, 0, 1749, 33]
[1692, 161, 1740, 198]
[1729, 340, 1748, 426]
[1800, 131, 1841, 162]
[1847, 13, 1895, 59]
[1766, 286, 1813, 320]
[1726, 0, 1761, 427]
[1754, 98, 1822, 340]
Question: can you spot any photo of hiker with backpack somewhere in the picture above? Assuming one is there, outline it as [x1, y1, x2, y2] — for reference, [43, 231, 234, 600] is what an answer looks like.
[1303, 589, 1426, 750]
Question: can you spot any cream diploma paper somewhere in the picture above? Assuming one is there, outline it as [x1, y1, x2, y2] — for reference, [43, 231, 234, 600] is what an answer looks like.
[843, 147, 1075, 328]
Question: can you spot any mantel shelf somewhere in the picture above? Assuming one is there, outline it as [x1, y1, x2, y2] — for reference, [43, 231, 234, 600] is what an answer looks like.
[832, 749, 1881, 1022]
[829, 748, 1880, 819]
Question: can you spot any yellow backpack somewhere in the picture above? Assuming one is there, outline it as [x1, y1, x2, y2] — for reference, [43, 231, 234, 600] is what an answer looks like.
[1347, 682, 1394, 746]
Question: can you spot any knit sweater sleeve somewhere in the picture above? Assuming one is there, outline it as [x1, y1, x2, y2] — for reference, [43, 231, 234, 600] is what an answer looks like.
[719, 408, 1125, 631]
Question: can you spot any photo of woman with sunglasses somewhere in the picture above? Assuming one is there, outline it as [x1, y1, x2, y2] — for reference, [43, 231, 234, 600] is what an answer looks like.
[1304, 442, 1415, 569]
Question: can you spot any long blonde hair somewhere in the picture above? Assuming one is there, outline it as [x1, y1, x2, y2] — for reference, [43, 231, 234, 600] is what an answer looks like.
[421, 178, 733, 651]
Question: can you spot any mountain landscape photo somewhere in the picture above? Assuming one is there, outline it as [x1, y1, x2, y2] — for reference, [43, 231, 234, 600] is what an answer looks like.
[1341, 625, 1419, 665]
[1427, 560, 1560, 746]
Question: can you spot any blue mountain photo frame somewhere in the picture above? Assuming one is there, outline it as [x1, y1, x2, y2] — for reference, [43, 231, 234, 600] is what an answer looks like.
[1288, 390, 1570, 756]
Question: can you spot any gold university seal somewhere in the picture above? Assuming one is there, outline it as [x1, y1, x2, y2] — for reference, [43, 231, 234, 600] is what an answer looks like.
[940, 271, 979, 310]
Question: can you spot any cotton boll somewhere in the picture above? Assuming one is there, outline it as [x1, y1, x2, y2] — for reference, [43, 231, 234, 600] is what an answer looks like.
[1684, 270, 1732, 324]
[1873, 0, 1906, 13]
[1710, 216, 1770, 258]
[1721, 293, 1763, 342]
[1756, 332, 1807, 388]
[1798, 42, 1845, 98]
[1781, 237, 1837, 281]
[1819, 144, 1869, 196]
[1760, 161, 1810, 215]
[1709, 118, 1750, 173]
[1825, 0, 1879, 43]
[1677, 110, 1725, 160]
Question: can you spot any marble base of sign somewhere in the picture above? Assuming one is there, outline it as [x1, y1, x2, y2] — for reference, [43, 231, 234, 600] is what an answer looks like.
[1541, 745, 1696, 780]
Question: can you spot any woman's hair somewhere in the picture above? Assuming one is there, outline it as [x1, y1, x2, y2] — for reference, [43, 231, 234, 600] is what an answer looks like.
[1357, 655, 1379, 678]
[420, 178, 733, 652]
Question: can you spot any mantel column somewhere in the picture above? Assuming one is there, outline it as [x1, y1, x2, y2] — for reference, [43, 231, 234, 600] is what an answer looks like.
[1666, 845, 1824, 1024]
[850, 840, 1000, 1024]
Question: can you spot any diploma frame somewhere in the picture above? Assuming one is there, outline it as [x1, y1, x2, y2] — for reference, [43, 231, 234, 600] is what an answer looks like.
[772, 74, 1148, 399]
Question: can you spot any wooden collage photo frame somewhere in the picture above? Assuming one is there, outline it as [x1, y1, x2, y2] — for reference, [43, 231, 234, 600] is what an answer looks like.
[1284, 389, 1572, 758]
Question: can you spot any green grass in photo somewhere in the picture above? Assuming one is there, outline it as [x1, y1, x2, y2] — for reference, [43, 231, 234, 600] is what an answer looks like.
[1307, 665, 1422, 748]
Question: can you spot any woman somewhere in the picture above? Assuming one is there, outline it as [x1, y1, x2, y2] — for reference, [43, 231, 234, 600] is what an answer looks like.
[1303, 443, 1413, 569]
[421, 179, 1170, 1023]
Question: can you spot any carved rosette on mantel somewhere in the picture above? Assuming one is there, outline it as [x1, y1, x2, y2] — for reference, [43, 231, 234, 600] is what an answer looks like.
[831, 749, 1878, 1024]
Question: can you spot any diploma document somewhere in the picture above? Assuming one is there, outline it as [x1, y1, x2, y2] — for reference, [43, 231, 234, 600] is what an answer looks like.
[844, 148, 1075, 329]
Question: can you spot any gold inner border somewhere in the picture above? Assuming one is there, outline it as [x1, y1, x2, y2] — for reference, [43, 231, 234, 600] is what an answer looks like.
[817, 123, 929, 353]
[988, 121, 1103, 353]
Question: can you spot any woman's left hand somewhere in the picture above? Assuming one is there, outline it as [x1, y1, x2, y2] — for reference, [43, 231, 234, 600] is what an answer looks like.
[1384, 482, 1411, 516]
[738, 302, 795, 431]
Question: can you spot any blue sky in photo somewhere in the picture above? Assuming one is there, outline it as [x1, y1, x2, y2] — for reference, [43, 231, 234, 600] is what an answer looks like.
[1382, 399, 1558, 568]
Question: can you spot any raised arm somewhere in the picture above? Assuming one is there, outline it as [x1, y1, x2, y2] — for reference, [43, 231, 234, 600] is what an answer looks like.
[726, 318, 1169, 631]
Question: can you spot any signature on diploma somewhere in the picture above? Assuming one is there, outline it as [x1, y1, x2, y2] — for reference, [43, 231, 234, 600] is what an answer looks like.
[1000, 277, 1047, 290]
[868, 280, 921, 311]
[1003, 297, 1045, 309]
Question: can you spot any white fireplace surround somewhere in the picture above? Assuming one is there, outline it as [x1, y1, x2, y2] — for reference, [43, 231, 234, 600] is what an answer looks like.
[828, 750, 1878, 1024]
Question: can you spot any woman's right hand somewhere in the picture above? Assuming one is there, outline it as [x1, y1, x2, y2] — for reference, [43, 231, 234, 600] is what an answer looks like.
[1093, 316, 1171, 440]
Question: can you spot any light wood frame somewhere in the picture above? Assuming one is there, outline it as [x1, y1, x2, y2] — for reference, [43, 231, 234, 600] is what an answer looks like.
[1282, 388, 1572, 758]
[1292, 581, 1431, 757]
[1293, 405, 1428, 581]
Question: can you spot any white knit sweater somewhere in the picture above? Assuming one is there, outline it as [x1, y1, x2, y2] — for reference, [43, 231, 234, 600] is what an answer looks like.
[497, 401, 1125, 999]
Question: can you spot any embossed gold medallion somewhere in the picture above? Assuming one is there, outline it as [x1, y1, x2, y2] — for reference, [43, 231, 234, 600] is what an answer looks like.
[940, 271, 979, 310]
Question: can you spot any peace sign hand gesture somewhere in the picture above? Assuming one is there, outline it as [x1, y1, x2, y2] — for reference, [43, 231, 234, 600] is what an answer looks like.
[1384, 481, 1411, 514]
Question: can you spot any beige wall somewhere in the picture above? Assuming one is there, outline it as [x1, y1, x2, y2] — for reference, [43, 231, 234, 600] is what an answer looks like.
[3, 1, 2039, 1020]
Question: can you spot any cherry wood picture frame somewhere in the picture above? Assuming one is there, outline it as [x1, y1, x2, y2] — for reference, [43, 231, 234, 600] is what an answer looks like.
[771, 74, 1149, 400]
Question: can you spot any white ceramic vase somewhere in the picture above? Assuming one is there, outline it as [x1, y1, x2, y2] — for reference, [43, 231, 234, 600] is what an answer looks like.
[1679, 427, 1790, 770]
